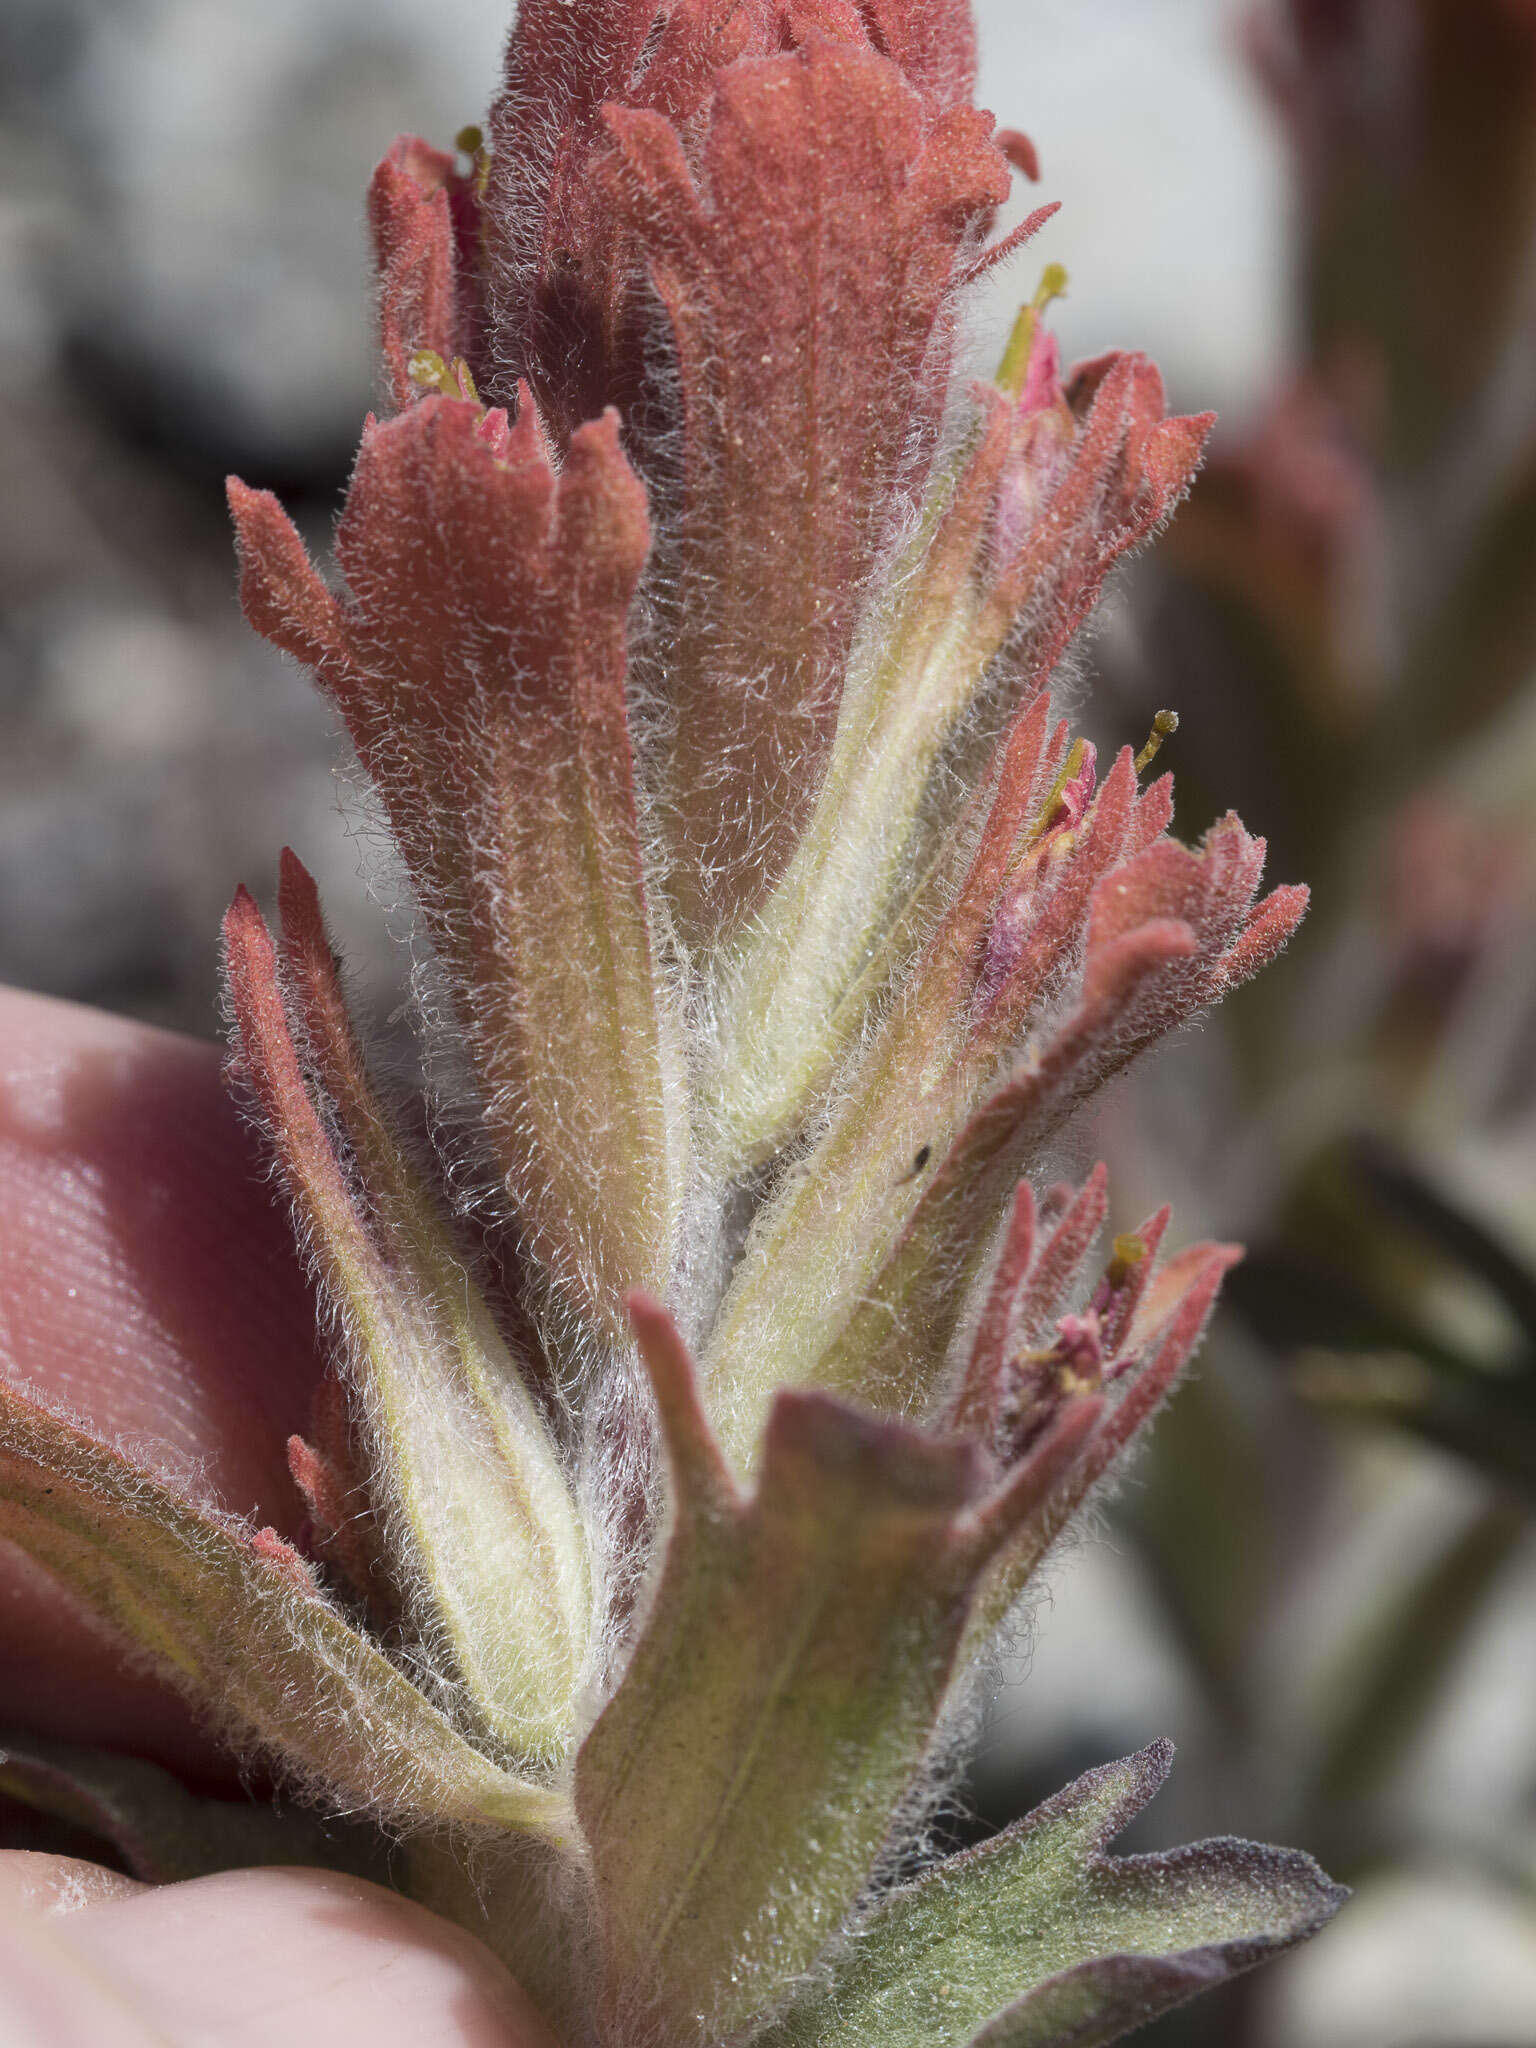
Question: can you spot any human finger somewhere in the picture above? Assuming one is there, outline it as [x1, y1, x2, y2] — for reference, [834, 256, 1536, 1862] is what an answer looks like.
[0, 986, 325, 1778]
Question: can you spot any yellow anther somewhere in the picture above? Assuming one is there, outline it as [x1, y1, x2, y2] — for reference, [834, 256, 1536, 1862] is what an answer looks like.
[455, 124, 491, 199]
[1106, 1232, 1148, 1285]
[1134, 709, 1179, 777]
[1037, 261, 1069, 306]
[1008, 735, 1091, 877]
[409, 348, 451, 394]
[408, 351, 481, 406]
[996, 262, 1070, 398]
[1039, 735, 1090, 828]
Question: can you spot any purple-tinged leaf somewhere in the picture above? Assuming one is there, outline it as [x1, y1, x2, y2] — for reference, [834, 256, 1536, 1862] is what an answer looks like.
[761, 1743, 1344, 2048]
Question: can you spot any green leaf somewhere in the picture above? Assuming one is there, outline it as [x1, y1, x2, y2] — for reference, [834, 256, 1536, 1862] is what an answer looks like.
[763, 1744, 1345, 2048]
[575, 1300, 1096, 2044]
[0, 1380, 574, 1849]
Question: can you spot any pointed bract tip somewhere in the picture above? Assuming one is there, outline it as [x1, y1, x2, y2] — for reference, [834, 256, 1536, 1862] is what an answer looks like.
[276, 845, 323, 920]
[627, 1292, 740, 1507]
[626, 1293, 703, 1420]
[996, 126, 1041, 181]
[223, 881, 263, 933]
[625, 1287, 668, 1335]
[225, 474, 285, 531]
[1140, 1733, 1177, 1778]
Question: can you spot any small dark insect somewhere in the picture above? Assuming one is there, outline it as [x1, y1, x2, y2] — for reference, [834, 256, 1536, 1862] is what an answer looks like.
[898, 1143, 933, 1184]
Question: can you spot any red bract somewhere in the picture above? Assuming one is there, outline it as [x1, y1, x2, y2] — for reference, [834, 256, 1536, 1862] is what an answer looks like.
[379, 6, 1055, 933]
[479, 0, 987, 438]
[368, 135, 485, 413]
[603, 41, 1018, 927]
[972, 346, 1215, 687]
[946, 1168, 1243, 1627]
[700, 756, 1305, 1445]
[229, 397, 681, 1335]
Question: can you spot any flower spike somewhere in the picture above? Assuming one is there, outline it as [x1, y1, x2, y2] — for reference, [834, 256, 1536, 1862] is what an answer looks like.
[4, 3, 1340, 2040]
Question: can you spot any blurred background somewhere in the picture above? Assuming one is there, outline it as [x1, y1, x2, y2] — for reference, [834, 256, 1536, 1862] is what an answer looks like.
[1, 1, 1533, 2042]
